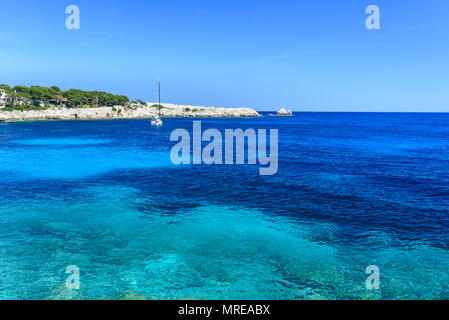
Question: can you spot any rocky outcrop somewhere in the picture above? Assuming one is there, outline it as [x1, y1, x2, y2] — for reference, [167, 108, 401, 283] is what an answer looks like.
[0, 103, 260, 122]
[276, 108, 293, 116]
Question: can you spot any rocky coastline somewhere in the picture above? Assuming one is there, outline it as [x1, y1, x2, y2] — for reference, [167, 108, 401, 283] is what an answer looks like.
[0, 103, 261, 122]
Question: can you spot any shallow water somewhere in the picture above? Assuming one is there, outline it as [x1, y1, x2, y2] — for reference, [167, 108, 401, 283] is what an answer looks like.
[1, 114, 449, 299]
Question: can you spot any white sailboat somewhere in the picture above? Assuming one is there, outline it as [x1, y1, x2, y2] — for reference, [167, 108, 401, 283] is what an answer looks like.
[151, 81, 163, 126]
[151, 115, 162, 127]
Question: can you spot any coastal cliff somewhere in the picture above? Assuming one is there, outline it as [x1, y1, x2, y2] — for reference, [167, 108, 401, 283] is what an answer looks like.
[0, 103, 260, 122]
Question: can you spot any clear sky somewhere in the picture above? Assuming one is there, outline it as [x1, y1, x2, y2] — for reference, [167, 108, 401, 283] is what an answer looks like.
[0, 0, 448, 111]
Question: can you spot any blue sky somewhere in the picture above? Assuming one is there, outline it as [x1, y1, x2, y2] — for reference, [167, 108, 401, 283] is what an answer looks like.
[0, 0, 448, 111]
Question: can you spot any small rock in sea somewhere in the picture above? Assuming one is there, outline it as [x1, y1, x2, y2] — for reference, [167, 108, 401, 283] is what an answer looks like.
[276, 108, 293, 116]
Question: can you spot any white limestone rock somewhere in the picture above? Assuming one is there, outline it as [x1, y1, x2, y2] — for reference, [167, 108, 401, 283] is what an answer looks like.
[0, 103, 261, 122]
[276, 108, 293, 116]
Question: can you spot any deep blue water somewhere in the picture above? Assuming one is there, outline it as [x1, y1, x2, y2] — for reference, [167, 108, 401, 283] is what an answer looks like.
[1, 113, 449, 299]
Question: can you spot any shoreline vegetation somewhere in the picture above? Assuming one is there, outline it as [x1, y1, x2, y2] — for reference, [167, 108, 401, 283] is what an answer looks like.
[0, 84, 261, 121]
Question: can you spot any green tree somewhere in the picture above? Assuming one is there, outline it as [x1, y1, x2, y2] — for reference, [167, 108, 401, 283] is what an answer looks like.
[1, 84, 130, 108]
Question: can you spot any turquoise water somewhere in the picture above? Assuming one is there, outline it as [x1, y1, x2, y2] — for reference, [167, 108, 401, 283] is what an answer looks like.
[1, 115, 449, 299]
[13, 138, 113, 146]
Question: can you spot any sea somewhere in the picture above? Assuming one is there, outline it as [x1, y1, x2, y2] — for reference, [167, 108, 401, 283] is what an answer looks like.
[0, 112, 449, 299]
